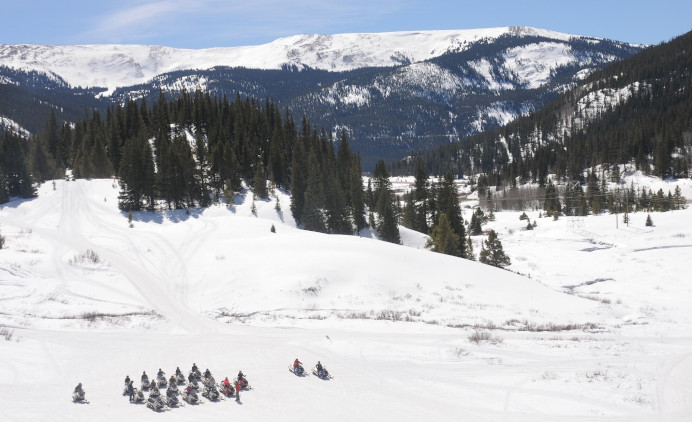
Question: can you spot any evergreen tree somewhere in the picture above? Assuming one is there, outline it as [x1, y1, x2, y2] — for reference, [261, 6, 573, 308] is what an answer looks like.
[371, 160, 400, 244]
[479, 229, 511, 268]
[466, 234, 475, 261]
[432, 172, 465, 257]
[349, 153, 366, 232]
[426, 213, 460, 255]
[0, 131, 36, 199]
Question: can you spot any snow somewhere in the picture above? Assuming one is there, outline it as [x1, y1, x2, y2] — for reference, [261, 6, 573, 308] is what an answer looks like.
[0, 27, 602, 95]
[0, 115, 31, 137]
[1, 174, 691, 421]
[503, 42, 576, 89]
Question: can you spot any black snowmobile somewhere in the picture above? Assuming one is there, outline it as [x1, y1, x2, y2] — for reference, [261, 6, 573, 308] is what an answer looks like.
[182, 386, 199, 404]
[202, 383, 220, 401]
[146, 394, 166, 412]
[312, 365, 332, 379]
[289, 364, 306, 376]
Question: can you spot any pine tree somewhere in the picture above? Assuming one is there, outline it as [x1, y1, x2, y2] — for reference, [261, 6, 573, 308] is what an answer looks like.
[371, 160, 400, 244]
[350, 154, 366, 232]
[426, 213, 460, 255]
[466, 234, 475, 261]
[645, 214, 653, 226]
[253, 160, 269, 199]
[432, 172, 465, 257]
[479, 229, 511, 268]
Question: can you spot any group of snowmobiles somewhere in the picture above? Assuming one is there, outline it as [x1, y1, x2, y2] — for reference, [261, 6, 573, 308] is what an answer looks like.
[289, 359, 333, 380]
[118, 364, 251, 411]
[75, 358, 331, 407]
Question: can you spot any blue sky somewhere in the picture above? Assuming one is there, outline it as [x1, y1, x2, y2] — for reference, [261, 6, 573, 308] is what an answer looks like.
[2, 0, 690, 48]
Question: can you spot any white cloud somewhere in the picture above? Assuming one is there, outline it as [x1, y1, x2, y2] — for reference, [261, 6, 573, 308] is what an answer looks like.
[83, 0, 408, 46]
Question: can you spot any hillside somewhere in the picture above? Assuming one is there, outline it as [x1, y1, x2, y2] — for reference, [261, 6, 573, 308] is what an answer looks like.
[1, 177, 691, 421]
[397, 30, 692, 182]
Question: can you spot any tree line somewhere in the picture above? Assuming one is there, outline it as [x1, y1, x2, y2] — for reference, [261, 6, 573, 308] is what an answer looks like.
[392, 30, 692, 187]
[0, 91, 403, 242]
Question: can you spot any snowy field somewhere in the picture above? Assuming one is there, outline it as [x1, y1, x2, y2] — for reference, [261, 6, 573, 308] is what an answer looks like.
[1, 177, 691, 421]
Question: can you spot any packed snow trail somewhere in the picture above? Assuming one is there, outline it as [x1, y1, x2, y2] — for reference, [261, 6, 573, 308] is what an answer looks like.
[657, 348, 692, 420]
[3, 180, 221, 333]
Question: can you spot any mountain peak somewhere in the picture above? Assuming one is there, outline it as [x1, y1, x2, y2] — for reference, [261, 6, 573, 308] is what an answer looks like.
[0, 27, 630, 94]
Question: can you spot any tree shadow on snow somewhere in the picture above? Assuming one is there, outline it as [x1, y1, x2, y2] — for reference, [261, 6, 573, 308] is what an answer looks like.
[122, 207, 204, 224]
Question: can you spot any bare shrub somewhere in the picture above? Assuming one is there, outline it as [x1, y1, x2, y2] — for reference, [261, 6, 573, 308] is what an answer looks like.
[519, 322, 600, 332]
[1, 327, 14, 341]
[341, 312, 368, 320]
[68, 249, 102, 265]
[468, 330, 503, 345]
[376, 309, 403, 321]
[542, 371, 558, 380]
[454, 347, 470, 357]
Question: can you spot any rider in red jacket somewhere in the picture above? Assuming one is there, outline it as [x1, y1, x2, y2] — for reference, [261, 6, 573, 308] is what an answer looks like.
[234, 379, 242, 402]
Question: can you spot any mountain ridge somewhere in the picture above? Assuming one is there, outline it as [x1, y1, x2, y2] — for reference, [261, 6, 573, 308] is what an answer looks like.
[0, 26, 636, 95]
[0, 26, 644, 168]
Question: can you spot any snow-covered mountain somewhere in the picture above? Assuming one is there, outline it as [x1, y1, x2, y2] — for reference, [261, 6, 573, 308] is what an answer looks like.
[0, 27, 590, 94]
[0, 27, 643, 167]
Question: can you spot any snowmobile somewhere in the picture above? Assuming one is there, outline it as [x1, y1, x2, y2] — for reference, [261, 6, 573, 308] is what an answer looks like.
[202, 383, 220, 401]
[157, 374, 167, 389]
[188, 379, 200, 390]
[289, 364, 306, 376]
[189, 368, 202, 380]
[182, 387, 199, 404]
[131, 388, 145, 403]
[235, 375, 251, 390]
[312, 366, 332, 379]
[219, 381, 235, 397]
[146, 394, 166, 412]
[72, 389, 86, 403]
[167, 380, 179, 394]
[166, 389, 181, 407]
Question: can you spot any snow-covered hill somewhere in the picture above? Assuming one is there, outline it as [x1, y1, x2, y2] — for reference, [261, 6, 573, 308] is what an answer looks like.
[0, 26, 629, 95]
[1, 177, 691, 421]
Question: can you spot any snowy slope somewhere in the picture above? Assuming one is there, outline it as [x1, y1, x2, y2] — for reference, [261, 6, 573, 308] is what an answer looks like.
[0, 178, 691, 421]
[0, 27, 607, 94]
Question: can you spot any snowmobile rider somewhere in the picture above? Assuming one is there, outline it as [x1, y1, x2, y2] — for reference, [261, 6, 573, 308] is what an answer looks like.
[157, 368, 164, 377]
[141, 371, 148, 382]
[74, 383, 84, 394]
[191, 363, 198, 373]
[169, 374, 176, 385]
[203, 368, 212, 379]
[124, 375, 131, 385]
[293, 358, 302, 369]
[316, 361, 324, 376]
[175, 366, 182, 376]
[127, 381, 135, 401]
[235, 378, 242, 402]
[237, 370, 245, 382]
